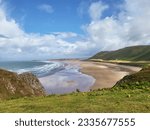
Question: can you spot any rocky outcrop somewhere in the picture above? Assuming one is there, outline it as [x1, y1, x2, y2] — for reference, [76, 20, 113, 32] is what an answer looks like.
[0, 69, 45, 99]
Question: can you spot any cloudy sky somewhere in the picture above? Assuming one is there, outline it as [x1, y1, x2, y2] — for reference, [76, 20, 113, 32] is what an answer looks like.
[0, 0, 150, 61]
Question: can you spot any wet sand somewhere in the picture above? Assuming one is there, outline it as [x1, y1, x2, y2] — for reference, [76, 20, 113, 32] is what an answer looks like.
[39, 63, 95, 94]
[64, 60, 141, 90]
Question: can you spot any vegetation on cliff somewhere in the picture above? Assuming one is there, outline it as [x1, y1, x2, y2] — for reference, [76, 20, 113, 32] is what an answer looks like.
[114, 66, 150, 89]
[0, 69, 45, 99]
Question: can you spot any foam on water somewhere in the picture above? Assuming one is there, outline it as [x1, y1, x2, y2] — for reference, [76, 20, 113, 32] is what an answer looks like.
[0, 61, 68, 77]
[17, 62, 67, 77]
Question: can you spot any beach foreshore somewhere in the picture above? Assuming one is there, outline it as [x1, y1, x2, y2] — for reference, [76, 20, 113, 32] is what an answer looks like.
[39, 59, 141, 94]
[63, 60, 141, 90]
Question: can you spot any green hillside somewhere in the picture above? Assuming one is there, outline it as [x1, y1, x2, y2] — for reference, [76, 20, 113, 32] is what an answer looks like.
[91, 45, 150, 61]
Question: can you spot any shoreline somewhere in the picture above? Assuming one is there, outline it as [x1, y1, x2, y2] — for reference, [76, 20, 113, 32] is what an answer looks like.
[38, 61, 95, 94]
[63, 60, 141, 90]
[81, 61, 141, 90]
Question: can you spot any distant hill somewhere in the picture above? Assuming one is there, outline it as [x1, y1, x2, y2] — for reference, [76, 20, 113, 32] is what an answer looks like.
[0, 69, 45, 99]
[90, 45, 150, 61]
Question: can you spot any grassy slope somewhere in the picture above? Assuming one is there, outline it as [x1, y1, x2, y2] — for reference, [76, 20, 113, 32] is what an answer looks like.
[114, 66, 150, 89]
[0, 88, 150, 112]
[91, 45, 150, 61]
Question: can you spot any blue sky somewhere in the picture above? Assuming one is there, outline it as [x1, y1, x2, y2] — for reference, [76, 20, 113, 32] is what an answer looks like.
[8, 0, 89, 34]
[0, 0, 150, 60]
[7, 0, 123, 34]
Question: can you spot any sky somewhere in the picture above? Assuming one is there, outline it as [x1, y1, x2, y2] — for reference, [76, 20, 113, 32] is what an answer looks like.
[0, 0, 150, 60]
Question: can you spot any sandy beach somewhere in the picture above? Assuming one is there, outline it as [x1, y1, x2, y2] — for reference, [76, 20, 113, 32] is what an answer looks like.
[39, 60, 141, 94]
[63, 60, 141, 90]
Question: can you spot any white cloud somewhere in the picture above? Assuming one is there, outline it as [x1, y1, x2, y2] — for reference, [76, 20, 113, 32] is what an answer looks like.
[89, 1, 108, 21]
[0, 1, 82, 60]
[16, 48, 22, 53]
[85, 0, 150, 51]
[77, 1, 91, 18]
[0, 0, 150, 60]
[53, 32, 78, 39]
[38, 4, 53, 14]
[0, 7, 24, 38]
[86, 18, 123, 50]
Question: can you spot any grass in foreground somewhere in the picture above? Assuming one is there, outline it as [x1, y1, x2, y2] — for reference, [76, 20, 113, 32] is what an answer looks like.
[0, 87, 150, 113]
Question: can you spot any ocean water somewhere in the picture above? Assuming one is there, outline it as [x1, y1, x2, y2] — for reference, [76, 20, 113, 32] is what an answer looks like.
[0, 61, 95, 94]
[0, 61, 66, 77]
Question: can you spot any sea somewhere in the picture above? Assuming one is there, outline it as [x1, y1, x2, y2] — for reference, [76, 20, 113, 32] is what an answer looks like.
[0, 61, 95, 94]
[0, 61, 68, 77]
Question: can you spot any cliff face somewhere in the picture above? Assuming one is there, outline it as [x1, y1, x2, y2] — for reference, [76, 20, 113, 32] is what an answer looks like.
[0, 69, 45, 99]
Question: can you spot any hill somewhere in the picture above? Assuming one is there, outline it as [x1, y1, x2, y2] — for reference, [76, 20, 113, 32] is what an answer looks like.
[0, 69, 45, 99]
[0, 67, 150, 112]
[90, 45, 150, 61]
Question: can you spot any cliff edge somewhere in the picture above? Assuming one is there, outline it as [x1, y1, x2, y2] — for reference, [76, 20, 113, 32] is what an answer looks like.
[0, 69, 45, 99]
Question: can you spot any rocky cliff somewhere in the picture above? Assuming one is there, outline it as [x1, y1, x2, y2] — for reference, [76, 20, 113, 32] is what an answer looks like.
[0, 69, 45, 99]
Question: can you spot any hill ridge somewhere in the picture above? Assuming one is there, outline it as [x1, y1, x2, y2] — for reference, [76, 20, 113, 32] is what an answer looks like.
[90, 45, 150, 61]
